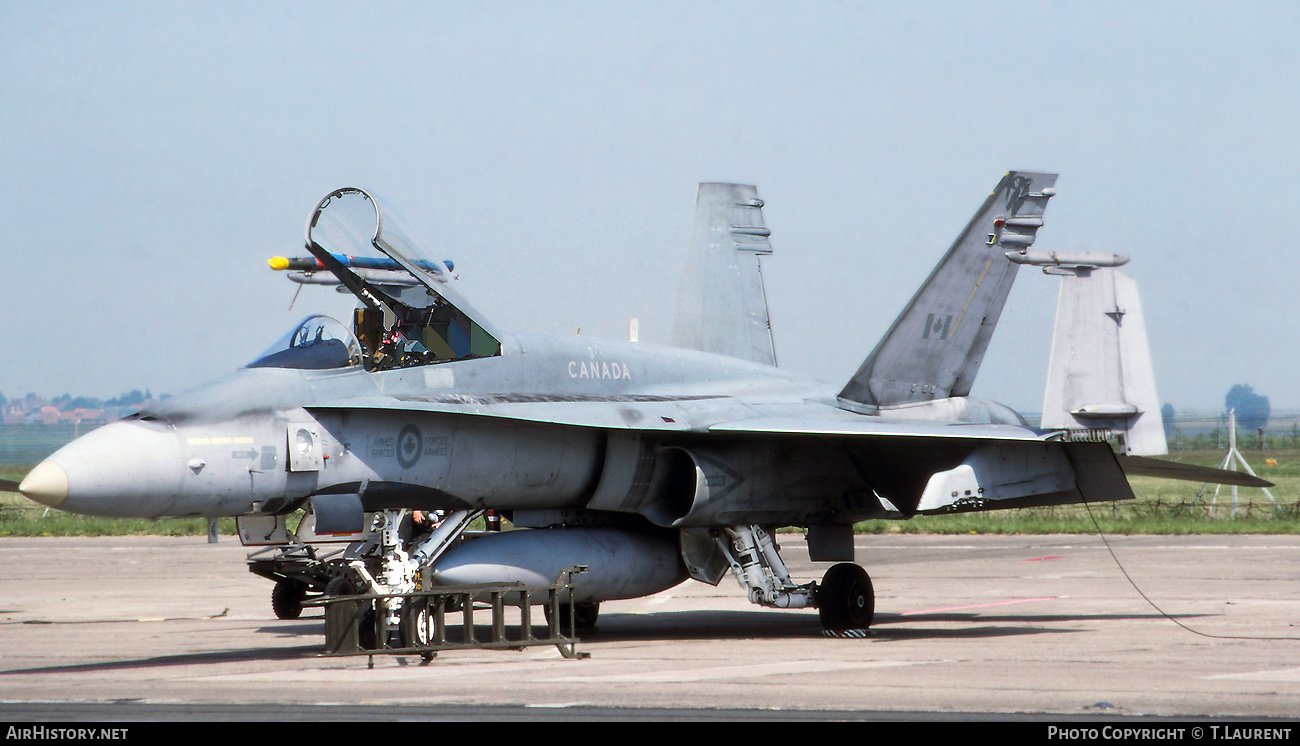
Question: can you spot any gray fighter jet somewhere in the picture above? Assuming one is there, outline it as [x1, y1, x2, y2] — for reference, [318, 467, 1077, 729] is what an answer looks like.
[16, 175, 1266, 635]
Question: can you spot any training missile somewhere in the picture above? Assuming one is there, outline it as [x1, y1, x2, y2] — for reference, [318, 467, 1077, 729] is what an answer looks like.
[1004, 250, 1129, 268]
[269, 254, 454, 275]
[286, 270, 421, 287]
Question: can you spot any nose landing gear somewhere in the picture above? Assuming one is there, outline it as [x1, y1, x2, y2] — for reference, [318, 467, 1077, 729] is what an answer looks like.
[271, 578, 308, 620]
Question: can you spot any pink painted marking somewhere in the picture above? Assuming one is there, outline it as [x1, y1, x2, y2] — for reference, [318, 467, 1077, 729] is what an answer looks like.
[902, 596, 1061, 615]
[1023, 556, 1063, 561]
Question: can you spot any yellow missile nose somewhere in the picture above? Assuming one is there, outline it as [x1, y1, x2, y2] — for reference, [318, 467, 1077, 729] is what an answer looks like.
[268, 256, 290, 271]
[19, 461, 69, 509]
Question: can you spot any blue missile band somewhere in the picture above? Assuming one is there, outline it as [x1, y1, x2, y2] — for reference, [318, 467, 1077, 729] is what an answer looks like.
[272, 254, 448, 274]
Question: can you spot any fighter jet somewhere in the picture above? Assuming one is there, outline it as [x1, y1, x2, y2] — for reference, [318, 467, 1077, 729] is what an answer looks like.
[15, 175, 1266, 638]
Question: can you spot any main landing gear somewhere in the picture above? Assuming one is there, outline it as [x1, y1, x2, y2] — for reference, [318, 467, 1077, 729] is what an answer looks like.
[716, 525, 876, 632]
[815, 562, 875, 631]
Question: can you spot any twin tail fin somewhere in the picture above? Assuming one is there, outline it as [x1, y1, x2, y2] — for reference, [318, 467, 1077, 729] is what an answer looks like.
[839, 171, 1058, 408]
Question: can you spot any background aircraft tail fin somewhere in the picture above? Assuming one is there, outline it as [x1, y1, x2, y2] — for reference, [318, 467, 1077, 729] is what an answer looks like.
[1040, 265, 1167, 456]
[672, 183, 777, 366]
[839, 171, 1058, 408]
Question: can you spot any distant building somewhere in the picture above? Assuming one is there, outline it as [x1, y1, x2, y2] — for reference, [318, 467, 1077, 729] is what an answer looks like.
[1, 395, 148, 426]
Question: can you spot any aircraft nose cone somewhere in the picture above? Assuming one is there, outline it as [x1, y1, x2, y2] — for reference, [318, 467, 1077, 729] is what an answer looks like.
[19, 461, 69, 508]
[28, 421, 184, 517]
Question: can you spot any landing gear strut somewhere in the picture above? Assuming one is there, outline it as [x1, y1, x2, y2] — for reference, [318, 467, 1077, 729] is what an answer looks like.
[716, 526, 817, 610]
[714, 525, 876, 632]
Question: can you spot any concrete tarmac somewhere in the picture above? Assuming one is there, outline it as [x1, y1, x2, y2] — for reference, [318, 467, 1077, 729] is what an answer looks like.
[1, 533, 1299, 720]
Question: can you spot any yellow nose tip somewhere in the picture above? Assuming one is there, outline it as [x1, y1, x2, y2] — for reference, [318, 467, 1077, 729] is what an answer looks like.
[19, 462, 69, 508]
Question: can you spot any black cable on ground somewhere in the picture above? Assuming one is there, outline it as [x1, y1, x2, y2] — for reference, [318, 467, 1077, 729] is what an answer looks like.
[1081, 497, 1300, 641]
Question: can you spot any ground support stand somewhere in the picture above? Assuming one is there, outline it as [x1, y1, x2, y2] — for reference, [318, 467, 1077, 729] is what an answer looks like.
[312, 566, 591, 666]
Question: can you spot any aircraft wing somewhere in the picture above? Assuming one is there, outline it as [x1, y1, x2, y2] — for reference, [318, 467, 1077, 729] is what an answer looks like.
[312, 396, 1269, 492]
[707, 416, 1048, 440]
[307, 394, 1051, 442]
[306, 394, 751, 432]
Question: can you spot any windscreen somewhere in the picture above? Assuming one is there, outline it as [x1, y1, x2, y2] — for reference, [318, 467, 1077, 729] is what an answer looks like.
[247, 315, 361, 370]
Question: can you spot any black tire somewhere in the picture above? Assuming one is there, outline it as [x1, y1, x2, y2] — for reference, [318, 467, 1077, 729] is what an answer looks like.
[324, 576, 358, 597]
[324, 576, 377, 649]
[399, 597, 432, 648]
[817, 563, 874, 631]
[544, 601, 600, 634]
[573, 601, 599, 631]
[271, 579, 307, 620]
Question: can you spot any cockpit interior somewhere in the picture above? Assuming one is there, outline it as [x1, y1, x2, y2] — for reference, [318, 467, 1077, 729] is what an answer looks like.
[253, 188, 503, 373]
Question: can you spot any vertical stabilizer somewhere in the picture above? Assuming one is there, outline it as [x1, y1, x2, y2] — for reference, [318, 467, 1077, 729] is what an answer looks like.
[1040, 266, 1166, 455]
[839, 171, 1057, 407]
[673, 183, 777, 366]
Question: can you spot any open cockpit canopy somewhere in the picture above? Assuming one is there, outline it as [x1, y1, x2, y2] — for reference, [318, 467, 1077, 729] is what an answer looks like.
[305, 188, 501, 370]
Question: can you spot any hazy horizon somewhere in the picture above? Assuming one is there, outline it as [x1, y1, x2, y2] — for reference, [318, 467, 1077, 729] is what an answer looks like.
[4, 1, 1297, 412]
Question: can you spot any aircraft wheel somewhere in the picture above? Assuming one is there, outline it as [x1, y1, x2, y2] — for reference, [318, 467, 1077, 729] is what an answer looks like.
[324, 575, 358, 596]
[325, 576, 378, 650]
[544, 601, 599, 634]
[573, 601, 599, 631]
[817, 563, 874, 631]
[399, 597, 432, 648]
[271, 578, 307, 620]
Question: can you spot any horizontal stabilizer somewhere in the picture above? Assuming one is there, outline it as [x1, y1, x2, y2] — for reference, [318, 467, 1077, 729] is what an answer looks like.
[840, 171, 1058, 407]
[1117, 455, 1275, 488]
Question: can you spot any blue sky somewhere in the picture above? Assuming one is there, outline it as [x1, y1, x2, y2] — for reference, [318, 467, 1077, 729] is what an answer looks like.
[2, 1, 1297, 413]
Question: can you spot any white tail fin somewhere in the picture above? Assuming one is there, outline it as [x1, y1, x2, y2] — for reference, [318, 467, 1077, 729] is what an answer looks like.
[1040, 264, 1165, 455]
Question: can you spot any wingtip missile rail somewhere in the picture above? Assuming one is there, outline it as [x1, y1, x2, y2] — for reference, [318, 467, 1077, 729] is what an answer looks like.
[1005, 250, 1129, 269]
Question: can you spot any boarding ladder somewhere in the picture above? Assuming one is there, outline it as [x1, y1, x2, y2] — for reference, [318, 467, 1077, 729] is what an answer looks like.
[314, 566, 590, 666]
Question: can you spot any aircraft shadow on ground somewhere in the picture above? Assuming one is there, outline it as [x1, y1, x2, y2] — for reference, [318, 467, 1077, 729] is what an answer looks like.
[887, 612, 1204, 625]
[0, 645, 318, 677]
[587, 611, 1075, 642]
[1, 607, 1210, 676]
[255, 606, 1200, 645]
